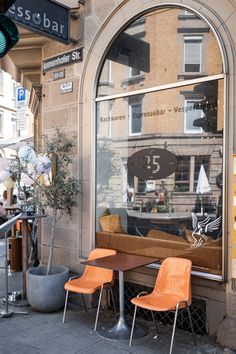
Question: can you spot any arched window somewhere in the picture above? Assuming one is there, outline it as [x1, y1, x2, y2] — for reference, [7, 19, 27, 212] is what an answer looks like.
[96, 6, 224, 279]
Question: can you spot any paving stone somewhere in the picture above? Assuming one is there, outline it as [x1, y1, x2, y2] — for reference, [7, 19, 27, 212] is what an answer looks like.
[187, 343, 225, 354]
[0, 239, 230, 354]
[223, 348, 236, 354]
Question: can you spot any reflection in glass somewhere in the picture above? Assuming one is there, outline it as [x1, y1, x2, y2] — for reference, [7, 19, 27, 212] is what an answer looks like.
[184, 36, 202, 73]
[97, 8, 223, 97]
[96, 6, 224, 276]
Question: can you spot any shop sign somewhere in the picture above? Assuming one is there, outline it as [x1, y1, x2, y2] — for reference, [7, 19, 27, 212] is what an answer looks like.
[6, 0, 70, 44]
[60, 81, 73, 94]
[42, 48, 83, 72]
[127, 148, 178, 180]
[53, 69, 65, 81]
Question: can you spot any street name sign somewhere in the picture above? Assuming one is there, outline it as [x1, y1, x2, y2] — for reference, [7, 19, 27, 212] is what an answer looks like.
[42, 47, 83, 72]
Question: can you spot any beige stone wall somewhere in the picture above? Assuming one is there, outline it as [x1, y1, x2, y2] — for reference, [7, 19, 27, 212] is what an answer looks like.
[38, 0, 236, 337]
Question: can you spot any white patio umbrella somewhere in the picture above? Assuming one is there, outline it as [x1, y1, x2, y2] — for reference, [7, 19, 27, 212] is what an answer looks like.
[196, 164, 211, 215]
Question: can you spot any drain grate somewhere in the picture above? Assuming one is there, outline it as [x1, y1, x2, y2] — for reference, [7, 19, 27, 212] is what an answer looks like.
[112, 280, 206, 335]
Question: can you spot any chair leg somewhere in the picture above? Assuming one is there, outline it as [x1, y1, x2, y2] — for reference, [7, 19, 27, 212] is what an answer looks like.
[129, 305, 137, 347]
[94, 285, 104, 332]
[62, 290, 69, 323]
[151, 310, 158, 339]
[169, 304, 179, 354]
[81, 294, 88, 312]
[109, 286, 116, 314]
[186, 305, 197, 345]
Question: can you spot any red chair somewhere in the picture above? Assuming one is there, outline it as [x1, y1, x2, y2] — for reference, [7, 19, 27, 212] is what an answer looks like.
[129, 257, 196, 354]
[62, 248, 116, 331]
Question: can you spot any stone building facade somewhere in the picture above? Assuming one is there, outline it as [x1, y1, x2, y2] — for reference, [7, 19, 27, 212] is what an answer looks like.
[3, 0, 236, 349]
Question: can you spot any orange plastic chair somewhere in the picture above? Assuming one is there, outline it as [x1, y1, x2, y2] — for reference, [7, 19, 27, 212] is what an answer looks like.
[62, 248, 116, 331]
[129, 257, 196, 354]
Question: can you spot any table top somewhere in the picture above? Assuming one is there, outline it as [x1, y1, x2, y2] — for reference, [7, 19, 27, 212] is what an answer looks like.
[81, 252, 159, 272]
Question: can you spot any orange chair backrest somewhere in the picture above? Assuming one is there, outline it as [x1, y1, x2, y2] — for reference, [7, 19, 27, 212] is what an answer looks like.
[154, 257, 192, 304]
[83, 248, 116, 283]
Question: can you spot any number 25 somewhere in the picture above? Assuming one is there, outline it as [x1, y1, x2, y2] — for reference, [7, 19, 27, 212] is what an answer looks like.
[144, 155, 160, 173]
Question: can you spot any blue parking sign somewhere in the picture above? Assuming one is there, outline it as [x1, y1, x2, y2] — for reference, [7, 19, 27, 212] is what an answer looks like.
[17, 87, 26, 102]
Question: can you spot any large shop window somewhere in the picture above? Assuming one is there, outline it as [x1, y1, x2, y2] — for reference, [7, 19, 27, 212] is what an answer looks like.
[95, 7, 224, 279]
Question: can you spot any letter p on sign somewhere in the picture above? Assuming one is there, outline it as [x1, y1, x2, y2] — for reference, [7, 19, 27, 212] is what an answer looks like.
[16, 87, 26, 107]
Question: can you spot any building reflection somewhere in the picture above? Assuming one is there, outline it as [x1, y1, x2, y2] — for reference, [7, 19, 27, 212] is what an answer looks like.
[96, 7, 223, 275]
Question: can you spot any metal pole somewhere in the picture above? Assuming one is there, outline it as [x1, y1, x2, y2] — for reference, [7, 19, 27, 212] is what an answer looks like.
[0, 231, 13, 318]
[119, 271, 124, 317]
[5, 231, 8, 314]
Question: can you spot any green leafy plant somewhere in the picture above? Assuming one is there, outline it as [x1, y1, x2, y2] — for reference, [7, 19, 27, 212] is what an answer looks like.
[8, 129, 81, 275]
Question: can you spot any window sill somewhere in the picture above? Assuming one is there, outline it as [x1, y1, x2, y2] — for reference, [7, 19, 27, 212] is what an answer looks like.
[121, 75, 145, 87]
[97, 82, 114, 88]
[178, 15, 199, 20]
[178, 73, 208, 80]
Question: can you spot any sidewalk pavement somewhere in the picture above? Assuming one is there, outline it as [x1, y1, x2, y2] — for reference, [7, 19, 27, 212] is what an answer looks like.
[0, 300, 232, 354]
[0, 239, 235, 354]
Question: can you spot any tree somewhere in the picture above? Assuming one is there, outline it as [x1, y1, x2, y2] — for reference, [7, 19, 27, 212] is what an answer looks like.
[8, 129, 81, 275]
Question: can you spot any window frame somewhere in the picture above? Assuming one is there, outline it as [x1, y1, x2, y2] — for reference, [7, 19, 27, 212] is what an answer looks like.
[95, 7, 226, 281]
[184, 98, 204, 134]
[129, 101, 142, 136]
[174, 156, 191, 192]
[0, 110, 4, 137]
[184, 35, 202, 73]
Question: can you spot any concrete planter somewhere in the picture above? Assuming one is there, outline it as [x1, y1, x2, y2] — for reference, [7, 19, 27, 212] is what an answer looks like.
[26, 265, 69, 312]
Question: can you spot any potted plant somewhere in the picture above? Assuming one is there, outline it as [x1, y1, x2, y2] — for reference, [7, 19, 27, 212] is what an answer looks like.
[8, 129, 81, 312]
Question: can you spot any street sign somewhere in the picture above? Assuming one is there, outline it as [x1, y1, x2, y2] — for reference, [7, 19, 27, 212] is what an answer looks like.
[60, 81, 73, 94]
[42, 47, 83, 72]
[16, 86, 26, 107]
[6, 0, 71, 44]
[16, 106, 26, 130]
[17, 87, 26, 101]
[53, 69, 65, 81]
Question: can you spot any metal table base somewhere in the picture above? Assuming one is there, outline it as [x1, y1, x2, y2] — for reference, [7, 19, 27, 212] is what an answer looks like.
[98, 270, 147, 340]
[98, 317, 147, 340]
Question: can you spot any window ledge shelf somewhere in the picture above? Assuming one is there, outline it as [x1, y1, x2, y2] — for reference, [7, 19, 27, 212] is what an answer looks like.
[178, 73, 208, 80]
[121, 75, 145, 87]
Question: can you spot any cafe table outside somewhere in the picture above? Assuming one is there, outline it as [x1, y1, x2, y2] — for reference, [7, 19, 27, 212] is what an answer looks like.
[81, 252, 159, 340]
